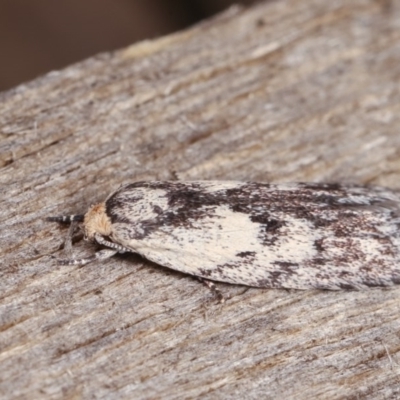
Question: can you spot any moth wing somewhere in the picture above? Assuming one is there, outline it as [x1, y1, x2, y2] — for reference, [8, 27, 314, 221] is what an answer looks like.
[107, 182, 400, 289]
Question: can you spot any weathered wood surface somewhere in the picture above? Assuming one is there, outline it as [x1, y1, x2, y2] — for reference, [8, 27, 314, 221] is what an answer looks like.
[2, 0, 400, 398]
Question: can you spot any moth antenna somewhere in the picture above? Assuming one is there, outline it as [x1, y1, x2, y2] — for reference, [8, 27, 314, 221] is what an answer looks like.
[47, 215, 84, 224]
[94, 234, 131, 253]
[57, 249, 118, 266]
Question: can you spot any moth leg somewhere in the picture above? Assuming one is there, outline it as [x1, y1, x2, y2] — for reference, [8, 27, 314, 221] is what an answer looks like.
[48, 215, 120, 266]
[94, 234, 132, 253]
[47, 214, 83, 255]
[47, 215, 84, 223]
[198, 277, 225, 303]
[57, 249, 118, 266]
[170, 170, 180, 181]
[64, 220, 80, 257]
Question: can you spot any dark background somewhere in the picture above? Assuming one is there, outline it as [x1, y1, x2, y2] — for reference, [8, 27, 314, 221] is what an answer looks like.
[1, 0, 257, 91]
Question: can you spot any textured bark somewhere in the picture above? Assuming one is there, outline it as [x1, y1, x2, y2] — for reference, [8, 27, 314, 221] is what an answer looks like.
[2, 0, 400, 399]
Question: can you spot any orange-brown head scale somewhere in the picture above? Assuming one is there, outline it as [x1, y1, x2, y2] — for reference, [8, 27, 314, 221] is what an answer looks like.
[83, 203, 112, 240]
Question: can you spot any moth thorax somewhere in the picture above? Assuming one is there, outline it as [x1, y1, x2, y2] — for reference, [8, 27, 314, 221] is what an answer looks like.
[84, 202, 112, 240]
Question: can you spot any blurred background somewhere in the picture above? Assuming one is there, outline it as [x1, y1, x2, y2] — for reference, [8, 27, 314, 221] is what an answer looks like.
[0, 0, 258, 91]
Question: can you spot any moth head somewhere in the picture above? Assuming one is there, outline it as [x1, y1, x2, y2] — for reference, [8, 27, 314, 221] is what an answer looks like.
[83, 203, 112, 241]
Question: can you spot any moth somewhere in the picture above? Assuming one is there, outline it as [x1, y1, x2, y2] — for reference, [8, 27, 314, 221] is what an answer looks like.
[48, 181, 400, 290]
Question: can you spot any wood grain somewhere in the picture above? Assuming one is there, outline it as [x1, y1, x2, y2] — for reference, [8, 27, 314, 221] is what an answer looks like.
[2, 0, 400, 398]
